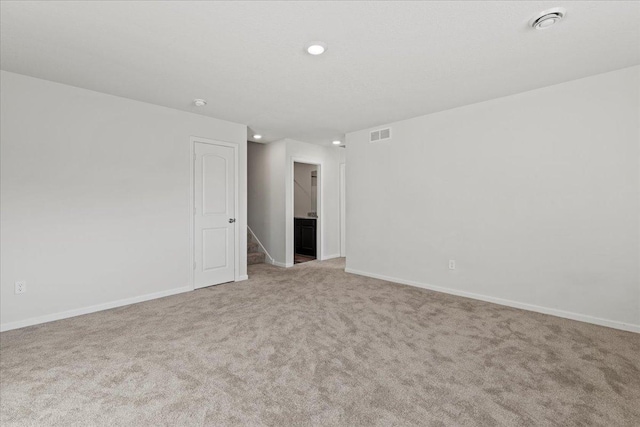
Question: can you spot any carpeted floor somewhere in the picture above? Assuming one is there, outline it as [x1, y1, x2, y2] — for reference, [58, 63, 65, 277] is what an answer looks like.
[1, 258, 639, 426]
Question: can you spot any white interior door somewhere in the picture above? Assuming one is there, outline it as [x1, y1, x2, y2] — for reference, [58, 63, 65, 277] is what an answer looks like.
[194, 142, 235, 288]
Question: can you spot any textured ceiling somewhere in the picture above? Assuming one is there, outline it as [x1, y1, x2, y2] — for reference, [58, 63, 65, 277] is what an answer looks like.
[1, 1, 639, 145]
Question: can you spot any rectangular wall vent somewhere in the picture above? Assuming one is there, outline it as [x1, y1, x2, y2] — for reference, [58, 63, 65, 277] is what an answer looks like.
[370, 127, 391, 143]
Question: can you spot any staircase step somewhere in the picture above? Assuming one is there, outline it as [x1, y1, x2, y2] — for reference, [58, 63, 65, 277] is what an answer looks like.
[248, 241, 259, 253]
[247, 252, 265, 265]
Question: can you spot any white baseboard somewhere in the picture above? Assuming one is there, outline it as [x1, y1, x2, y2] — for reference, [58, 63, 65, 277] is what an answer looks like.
[322, 253, 342, 261]
[236, 275, 249, 282]
[271, 260, 293, 268]
[345, 268, 640, 334]
[0, 286, 192, 333]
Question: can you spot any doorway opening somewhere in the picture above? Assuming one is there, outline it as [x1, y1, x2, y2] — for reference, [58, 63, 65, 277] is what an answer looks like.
[293, 162, 319, 264]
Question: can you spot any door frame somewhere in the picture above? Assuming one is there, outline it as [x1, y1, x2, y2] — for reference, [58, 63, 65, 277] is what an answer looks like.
[340, 162, 346, 258]
[190, 136, 240, 290]
[287, 157, 322, 267]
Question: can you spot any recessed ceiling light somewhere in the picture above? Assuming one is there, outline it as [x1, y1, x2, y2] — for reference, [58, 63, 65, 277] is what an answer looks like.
[332, 140, 341, 145]
[305, 41, 327, 55]
[193, 99, 207, 107]
[253, 134, 262, 140]
[529, 8, 566, 30]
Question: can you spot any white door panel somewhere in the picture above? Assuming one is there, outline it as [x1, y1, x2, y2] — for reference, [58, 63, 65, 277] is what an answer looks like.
[202, 227, 228, 270]
[194, 142, 235, 288]
[202, 154, 228, 214]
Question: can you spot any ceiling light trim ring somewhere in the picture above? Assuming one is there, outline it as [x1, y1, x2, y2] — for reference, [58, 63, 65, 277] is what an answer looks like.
[305, 41, 327, 55]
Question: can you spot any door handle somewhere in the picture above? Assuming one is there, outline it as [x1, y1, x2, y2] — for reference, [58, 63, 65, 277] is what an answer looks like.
[228, 218, 236, 223]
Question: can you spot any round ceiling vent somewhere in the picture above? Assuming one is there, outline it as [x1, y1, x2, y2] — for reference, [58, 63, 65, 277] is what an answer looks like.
[529, 8, 566, 30]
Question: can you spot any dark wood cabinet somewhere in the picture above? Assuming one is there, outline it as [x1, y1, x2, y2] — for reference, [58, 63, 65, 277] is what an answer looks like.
[295, 218, 316, 257]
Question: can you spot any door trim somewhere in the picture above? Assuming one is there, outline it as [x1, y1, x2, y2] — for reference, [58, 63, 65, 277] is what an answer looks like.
[287, 157, 323, 266]
[190, 136, 240, 290]
[340, 162, 346, 258]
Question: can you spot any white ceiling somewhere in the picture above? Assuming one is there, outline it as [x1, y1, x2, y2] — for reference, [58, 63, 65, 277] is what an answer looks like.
[1, 1, 639, 145]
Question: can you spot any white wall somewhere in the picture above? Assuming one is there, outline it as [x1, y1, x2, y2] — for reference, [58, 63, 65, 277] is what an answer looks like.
[248, 139, 344, 266]
[345, 66, 640, 332]
[0, 71, 248, 330]
[294, 162, 317, 218]
[248, 140, 287, 264]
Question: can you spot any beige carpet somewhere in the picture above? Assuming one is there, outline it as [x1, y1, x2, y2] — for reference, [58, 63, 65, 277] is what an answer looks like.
[1, 258, 639, 426]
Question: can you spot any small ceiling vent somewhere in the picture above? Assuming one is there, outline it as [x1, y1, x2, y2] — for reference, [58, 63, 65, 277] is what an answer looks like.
[370, 127, 391, 143]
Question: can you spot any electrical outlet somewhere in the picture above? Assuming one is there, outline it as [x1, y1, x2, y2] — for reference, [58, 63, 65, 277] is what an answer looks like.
[448, 260, 456, 270]
[15, 281, 26, 294]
